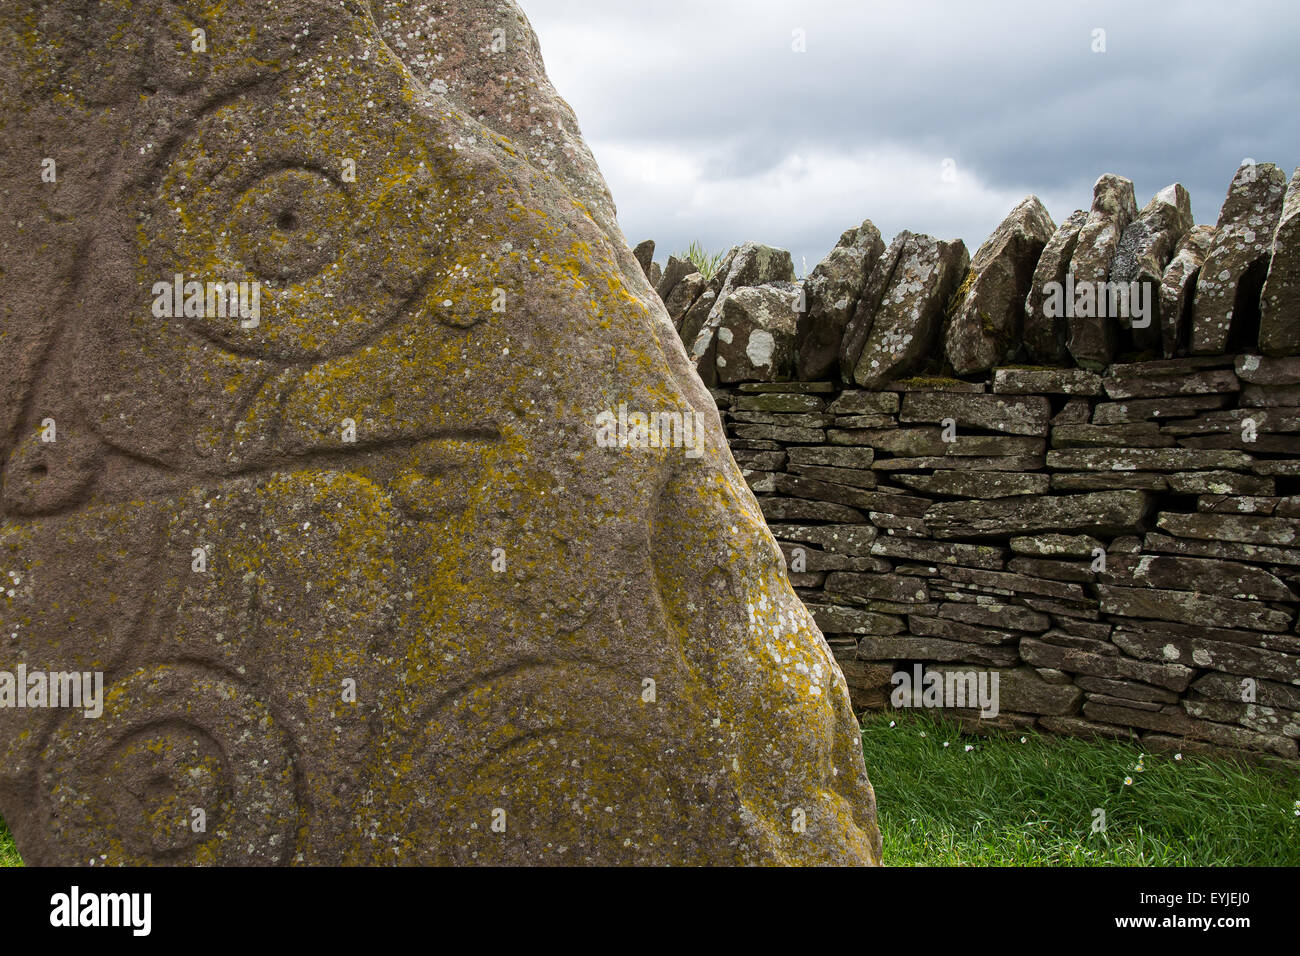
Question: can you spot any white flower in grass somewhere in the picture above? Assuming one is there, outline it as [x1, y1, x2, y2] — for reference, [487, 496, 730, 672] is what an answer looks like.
[1124, 776, 1133, 786]
[1174, 753, 1183, 761]
[1135, 763, 1145, 773]
[1019, 736, 1027, 744]
[964, 745, 974, 753]
[943, 741, 950, 748]
[889, 721, 896, 728]
[919, 732, 927, 738]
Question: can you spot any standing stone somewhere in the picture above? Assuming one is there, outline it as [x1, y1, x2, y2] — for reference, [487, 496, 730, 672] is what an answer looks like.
[1067, 174, 1138, 370]
[944, 196, 1056, 375]
[656, 254, 697, 304]
[1159, 225, 1216, 357]
[0, 0, 880, 866]
[1192, 161, 1288, 354]
[1110, 183, 1194, 351]
[839, 232, 910, 380]
[1260, 167, 1300, 356]
[633, 239, 657, 282]
[1024, 209, 1087, 365]
[715, 283, 801, 383]
[841, 233, 970, 388]
[795, 220, 885, 381]
[689, 242, 796, 386]
[663, 272, 706, 331]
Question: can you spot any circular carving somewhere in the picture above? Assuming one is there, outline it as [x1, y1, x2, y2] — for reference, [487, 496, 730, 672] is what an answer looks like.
[39, 664, 298, 866]
[394, 663, 713, 865]
[231, 168, 347, 284]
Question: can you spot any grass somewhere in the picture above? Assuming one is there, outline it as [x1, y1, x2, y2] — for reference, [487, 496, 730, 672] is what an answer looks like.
[863, 710, 1300, 866]
[0, 817, 19, 868]
[1, 711, 1294, 867]
[675, 240, 728, 280]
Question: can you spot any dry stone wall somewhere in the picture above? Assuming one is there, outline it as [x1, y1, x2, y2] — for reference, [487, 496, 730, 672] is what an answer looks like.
[639, 163, 1300, 767]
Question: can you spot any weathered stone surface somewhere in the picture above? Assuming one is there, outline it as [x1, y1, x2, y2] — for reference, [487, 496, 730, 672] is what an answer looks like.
[941, 665, 1082, 715]
[1099, 585, 1292, 633]
[730, 410, 833, 428]
[796, 220, 885, 381]
[1075, 676, 1180, 705]
[1046, 447, 1252, 472]
[827, 391, 900, 416]
[655, 254, 695, 303]
[900, 392, 1050, 437]
[1156, 512, 1300, 546]
[1182, 698, 1300, 742]
[807, 603, 906, 636]
[1193, 161, 1289, 354]
[1020, 639, 1193, 691]
[738, 381, 837, 394]
[1010, 533, 1104, 558]
[1110, 183, 1194, 350]
[1092, 393, 1233, 424]
[1236, 354, 1300, 385]
[759, 497, 866, 524]
[714, 283, 801, 383]
[893, 471, 1049, 499]
[856, 636, 1018, 667]
[1102, 553, 1295, 602]
[1193, 672, 1300, 712]
[1125, 618, 1300, 657]
[1006, 556, 1095, 583]
[787, 446, 876, 469]
[825, 572, 931, 605]
[1050, 473, 1169, 492]
[1067, 174, 1138, 369]
[733, 393, 827, 413]
[944, 196, 1056, 375]
[1113, 628, 1300, 684]
[1102, 365, 1240, 400]
[788, 464, 880, 490]
[1024, 209, 1087, 364]
[1260, 167, 1300, 356]
[840, 234, 970, 388]
[1159, 225, 1215, 356]
[1165, 471, 1275, 495]
[1081, 702, 1297, 757]
[0, 0, 879, 865]
[869, 537, 1006, 570]
[909, 615, 1016, 646]
[1143, 531, 1300, 567]
[873, 455, 1046, 472]
[663, 271, 706, 330]
[633, 240, 656, 281]
[926, 491, 1149, 539]
[773, 474, 894, 512]
[689, 243, 796, 385]
[678, 288, 718, 346]
[994, 368, 1103, 396]
[938, 602, 1049, 632]
[1051, 423, 1174, 448]
[770, 524, 880, 556]
[939, 566, 1086, 601]
[733, 424, 826, 444]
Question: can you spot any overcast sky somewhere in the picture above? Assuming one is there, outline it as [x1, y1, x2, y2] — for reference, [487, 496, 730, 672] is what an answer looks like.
[524, 0, 1298, 274]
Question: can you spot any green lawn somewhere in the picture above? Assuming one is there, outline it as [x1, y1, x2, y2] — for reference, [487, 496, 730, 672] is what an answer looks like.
[863, 710, 1300, 866]
[0, 817, 19, 868]
[2, 712, 1295, 867]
